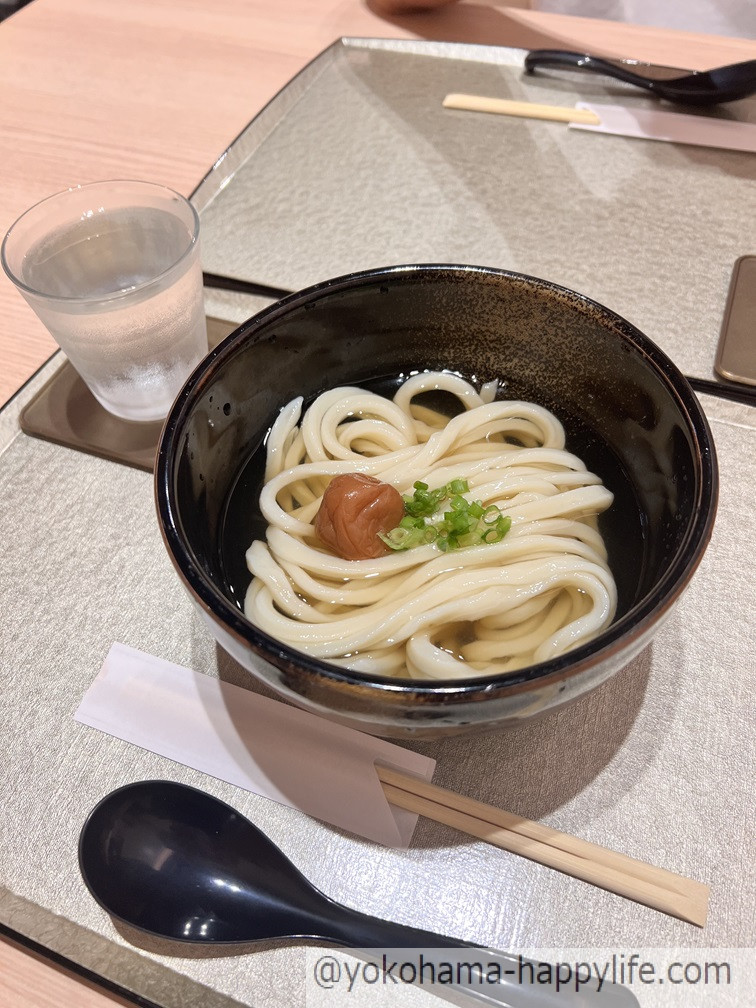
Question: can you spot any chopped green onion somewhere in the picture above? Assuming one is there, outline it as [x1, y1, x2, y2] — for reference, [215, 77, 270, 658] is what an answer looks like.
[380, 476, 511, 553]
[399, 515, 422, 530]
[456, 532, 479, 548]
[379, 526, 425, 550]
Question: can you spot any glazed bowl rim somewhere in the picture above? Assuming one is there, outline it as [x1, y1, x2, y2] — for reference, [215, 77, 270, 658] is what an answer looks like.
[155, 263, 718, 699]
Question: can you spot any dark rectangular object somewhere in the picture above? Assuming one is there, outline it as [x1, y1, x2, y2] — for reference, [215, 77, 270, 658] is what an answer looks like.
[19, 317, 238, 471]
[715, 255, 756, 387]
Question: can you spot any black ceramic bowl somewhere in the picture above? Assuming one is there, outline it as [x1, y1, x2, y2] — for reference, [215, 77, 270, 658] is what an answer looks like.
[156, 264, 717, 738]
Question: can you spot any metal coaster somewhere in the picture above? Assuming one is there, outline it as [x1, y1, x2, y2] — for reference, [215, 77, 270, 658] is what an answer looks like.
[19, 317, 238, 472]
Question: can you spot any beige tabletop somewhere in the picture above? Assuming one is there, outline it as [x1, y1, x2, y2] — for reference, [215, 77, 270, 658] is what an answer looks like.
[1, 2, 755, 1006]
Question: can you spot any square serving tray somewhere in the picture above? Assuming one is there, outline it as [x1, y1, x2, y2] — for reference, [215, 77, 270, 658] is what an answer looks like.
[197, 37, 756, 391]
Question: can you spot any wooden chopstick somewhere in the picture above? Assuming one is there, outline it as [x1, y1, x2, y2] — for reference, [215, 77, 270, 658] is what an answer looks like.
[377, 765, 709, 927]
[442, 93, 601, 125]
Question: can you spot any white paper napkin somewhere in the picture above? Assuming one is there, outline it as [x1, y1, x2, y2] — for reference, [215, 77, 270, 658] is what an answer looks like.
[571, 103, 756, 153]
[75, 642, 436, 848]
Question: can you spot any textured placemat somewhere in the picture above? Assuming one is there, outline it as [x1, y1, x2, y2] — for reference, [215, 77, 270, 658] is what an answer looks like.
[1, 379, 754, 1008]
[195, 38, 756, 391]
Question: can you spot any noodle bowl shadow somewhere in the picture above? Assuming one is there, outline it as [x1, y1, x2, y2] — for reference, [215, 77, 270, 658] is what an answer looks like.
[156, 264, 717, 738]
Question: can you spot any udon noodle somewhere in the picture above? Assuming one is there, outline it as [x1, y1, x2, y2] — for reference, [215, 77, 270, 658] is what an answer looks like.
[244, 372, 617, 680]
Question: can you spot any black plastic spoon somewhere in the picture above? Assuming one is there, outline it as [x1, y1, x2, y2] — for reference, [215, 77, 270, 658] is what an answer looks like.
[79, 780, 637, 1006]
[524, 50, 756, 106]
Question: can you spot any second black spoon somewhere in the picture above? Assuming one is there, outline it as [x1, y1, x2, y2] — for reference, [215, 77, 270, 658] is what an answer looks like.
[524, 50, 756, 105]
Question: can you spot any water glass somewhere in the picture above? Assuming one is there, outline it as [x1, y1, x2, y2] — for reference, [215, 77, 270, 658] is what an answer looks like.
[2, 180, 208, 422]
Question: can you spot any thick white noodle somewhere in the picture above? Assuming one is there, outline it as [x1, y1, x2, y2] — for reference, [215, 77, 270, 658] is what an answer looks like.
[244, 372, 617, 679]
